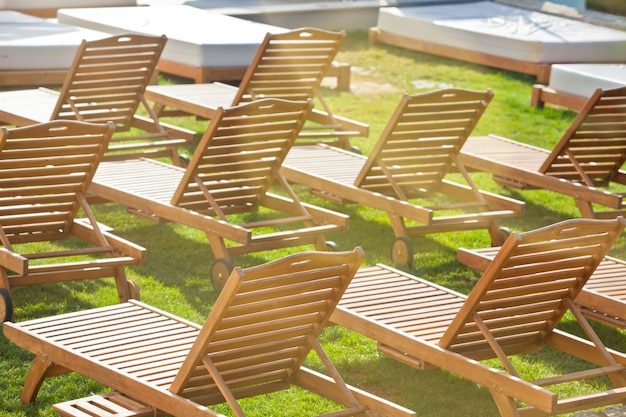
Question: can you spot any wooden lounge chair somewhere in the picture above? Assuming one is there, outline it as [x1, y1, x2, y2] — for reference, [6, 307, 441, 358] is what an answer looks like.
[281, 88, 525, 267]
[89, 98, 348, 287]
[3, 248, 416, 417]
[0, 34, 194, 166]
[458, 245, 626, 329]
[143, 27, 368, 150]
[459, 86, 626, 219]
[332, 217, 626, 417]
[0, 120, 146, 323]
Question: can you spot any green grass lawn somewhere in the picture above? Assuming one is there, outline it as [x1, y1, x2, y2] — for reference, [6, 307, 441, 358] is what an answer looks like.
[2, 30, 626, 417]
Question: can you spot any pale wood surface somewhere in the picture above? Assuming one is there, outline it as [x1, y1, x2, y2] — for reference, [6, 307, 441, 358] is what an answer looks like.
[90, 98, 348, 262]
[458, 245, 626, 328]
[333, 217, 626, 417]
[282, 89, 525, 247]
[460, 86, 626, 218]
[0, 120, 146, 317]
[0, 34, 193, 166]
[4, 249, 415, 417]
[144, 28, 368, 150]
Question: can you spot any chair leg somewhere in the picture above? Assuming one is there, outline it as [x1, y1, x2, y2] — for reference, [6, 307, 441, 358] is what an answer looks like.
[205, 233, 229, 260]
[489, 390, 521, 417]
[488, 221, 508, 246]
[113, 266, 131, 302]
[575, 199, 597, 219]
[314, 234, 328, 251]
[21, 356, 58, 404]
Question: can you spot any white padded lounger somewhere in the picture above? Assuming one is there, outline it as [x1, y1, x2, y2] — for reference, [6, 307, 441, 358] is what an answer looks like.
[57, 6, 289, 83]
[0, 11, 107, 87]
[370, 1, 626, 82]
[531, 63, 626, 110]
[0, 0, 136, 17]
[137, 0, 477, 32]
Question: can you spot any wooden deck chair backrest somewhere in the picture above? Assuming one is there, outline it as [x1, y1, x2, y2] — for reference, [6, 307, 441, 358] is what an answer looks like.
[354, 89, 493, 197]
[540, 86, 626, 187]
[0, 120, 114, 244]
[171, 98, 313, 215]
[232, 28, 345, 105]
[52, 34, 166, 132]
[439, 217, 626, 361]
[168, 248, 365, 408]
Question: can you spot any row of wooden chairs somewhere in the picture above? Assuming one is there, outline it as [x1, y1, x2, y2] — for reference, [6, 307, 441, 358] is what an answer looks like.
[2, 28, 626, 417]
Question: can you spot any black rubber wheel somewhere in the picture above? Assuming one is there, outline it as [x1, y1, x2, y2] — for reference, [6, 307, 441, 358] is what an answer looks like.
[0, 288, 14, 323]
[127, 280, 141, 301]
[325, 241, 340, 252]
[390, 237, 414, 268]
[211, 259, 234, 289]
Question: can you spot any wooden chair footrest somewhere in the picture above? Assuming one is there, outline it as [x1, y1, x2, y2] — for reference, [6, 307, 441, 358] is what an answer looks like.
[53, 392, 154, 417]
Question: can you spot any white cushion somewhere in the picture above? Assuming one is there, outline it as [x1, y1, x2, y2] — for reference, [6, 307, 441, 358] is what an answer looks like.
[58, 6, 287, 68]
[377, 1, 626, 64]
[0, 0, 136, 9]
[549, 63, 626, 98]
[0, 11, 107, 70]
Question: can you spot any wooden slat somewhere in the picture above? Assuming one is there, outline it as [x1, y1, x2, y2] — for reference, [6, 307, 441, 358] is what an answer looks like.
[6, 249, 415, 417]
[0, 34, 193, 165]
[145, 28, 368, 150]
[461, 86, 626, 217]
[283, 88, 524, 247]
[332, 219, 626, 416]
[0, 120, 145, 306]
[458, 245, 626, 327]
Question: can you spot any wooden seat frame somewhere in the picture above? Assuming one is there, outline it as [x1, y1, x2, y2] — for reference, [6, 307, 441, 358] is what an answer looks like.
[530, 83, 590, 111]
[460, 86, 626, 219]
[0, 120, 146, 323]
[89, 98, 348, 287]
[4, 248, 415, 417]
[281, 88, 524, 267]
[0, 34, 195, 166]
[143, 28, 368, 150]
[332, 217, 626, 417]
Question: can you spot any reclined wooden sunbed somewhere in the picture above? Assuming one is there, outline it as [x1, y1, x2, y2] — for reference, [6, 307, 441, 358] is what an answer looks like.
[458, 244, 626, 329]
[3, 248, 416, 417]
[281, 88, 525, 267]
[0, 120, 146, 323]
[89, 98, 348, 287]
[332, 217, 626, 417]
[460, 86, 626, 219]
[143, 27, 368, 150]
[0, 33, 194, 166]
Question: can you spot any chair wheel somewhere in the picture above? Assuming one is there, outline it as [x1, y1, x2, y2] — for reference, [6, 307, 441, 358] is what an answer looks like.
[211, 259, 234, 289]
[326, 241, 340, 252]
[349, 145, 362, 155]
[0, 288, 14, 323]
[390, 237, 414, 268]
[127, 280, 141, 301]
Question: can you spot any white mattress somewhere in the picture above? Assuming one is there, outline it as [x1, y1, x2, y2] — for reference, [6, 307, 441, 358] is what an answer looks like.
[134, 0, 477, 31]
[57, 6, 288, 68]
[0, 11, 107, 70]
[549, 63, 626, 98]
[377, 1, 626, 64]
[0, 0, 136, 9]
[138, 0, 471, 6]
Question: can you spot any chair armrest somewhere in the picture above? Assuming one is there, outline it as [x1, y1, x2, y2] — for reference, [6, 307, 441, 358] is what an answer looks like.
[0, 248, 28, 275]
[71, 220, 147, 264]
